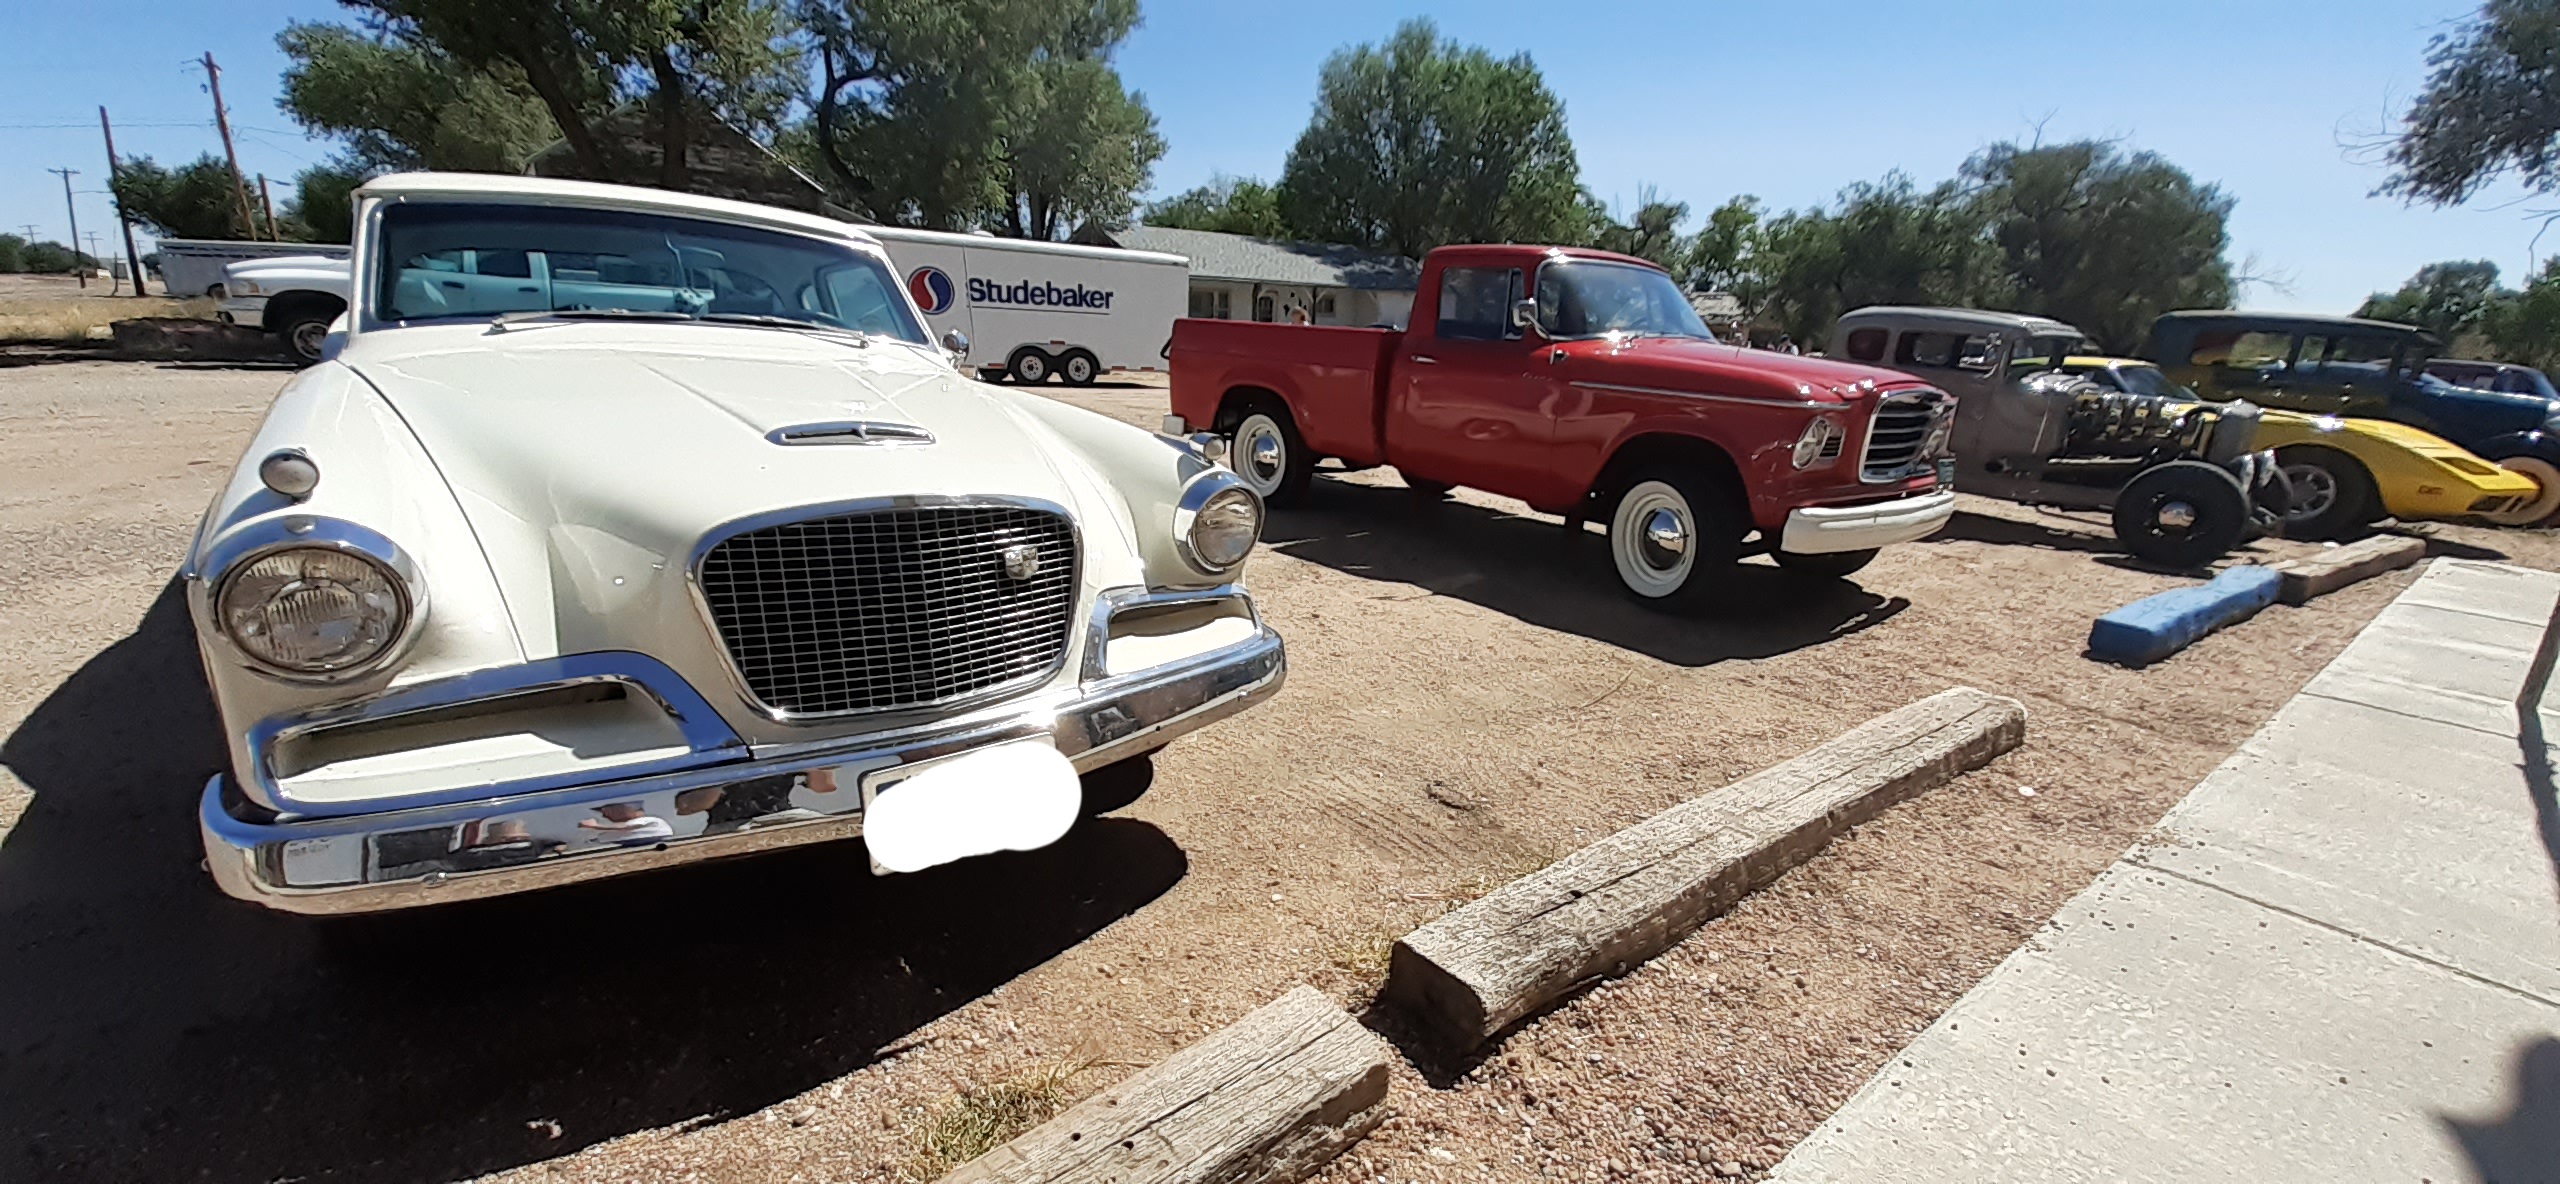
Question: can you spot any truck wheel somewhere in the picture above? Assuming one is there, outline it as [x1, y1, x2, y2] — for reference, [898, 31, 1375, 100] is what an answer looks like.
[281, 312, 335, 366]
[1774, 548, 1878, 581]
[2112, 460, 2250, 569]
[1008, 348, 1053, 385]
[2272, 446, 2375, 540]
[1607, 469, 1742, 613]
[2483, 455, 2560, 526]
[1231, 408, 1314, 505]
[1059, 349, 1099, 386]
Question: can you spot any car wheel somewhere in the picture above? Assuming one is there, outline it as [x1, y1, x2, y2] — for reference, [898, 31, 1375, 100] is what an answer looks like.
[2272, 446, 2376, 540]
[281, 313, 334, 366]
[1773, 548, 1879, 581]
[1607, 469, 1743, 613]
[2483, 455, 2560, 527]
[2112, 460, 2251, 569]
[1008, 348, 1052, 385]
[1079, 753, 1156, 816]
[1059, 349, 1099, 386]
[1229, 408, 1314, 505]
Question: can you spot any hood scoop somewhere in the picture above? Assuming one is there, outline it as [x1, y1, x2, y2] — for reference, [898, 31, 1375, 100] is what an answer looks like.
[766, 420, 937, 447]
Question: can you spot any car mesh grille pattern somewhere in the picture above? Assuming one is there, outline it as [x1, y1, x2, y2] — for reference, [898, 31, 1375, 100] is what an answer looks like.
[697, 505, 1077, 716]
[1861, 395, 1940, 481]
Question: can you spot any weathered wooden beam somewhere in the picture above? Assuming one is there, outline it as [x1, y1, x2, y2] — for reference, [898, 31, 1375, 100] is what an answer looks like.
[1382, 687, 2027, 1053]
[940, 986, 1390, 1184]
[2265, 535, 2427, 605]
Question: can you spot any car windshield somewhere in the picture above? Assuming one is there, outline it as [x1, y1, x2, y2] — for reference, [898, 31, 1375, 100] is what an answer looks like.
[1535, 261, 1713, 340]
[2109, 364, 2195, 399]
[372, 202, 928, 344]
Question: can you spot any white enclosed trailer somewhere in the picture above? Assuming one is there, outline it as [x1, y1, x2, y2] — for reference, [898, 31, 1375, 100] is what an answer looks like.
[861, 226, 1188, 385]
[154, 238, 351, 297]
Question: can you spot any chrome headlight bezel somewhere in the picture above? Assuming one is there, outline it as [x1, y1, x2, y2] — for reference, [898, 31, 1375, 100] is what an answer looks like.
[196, 516, 427, 683]
[1172, 469, 1264, 576]
[1792, 415, 1844, 469]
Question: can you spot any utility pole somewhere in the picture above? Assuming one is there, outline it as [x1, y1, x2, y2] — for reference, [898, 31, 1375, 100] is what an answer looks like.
[47, 167, 84, 289]
[99, 107, 149, 295]
[201, 52, 259, 239]
[257, 174, 279, 240]
[83, 231, 111, 293]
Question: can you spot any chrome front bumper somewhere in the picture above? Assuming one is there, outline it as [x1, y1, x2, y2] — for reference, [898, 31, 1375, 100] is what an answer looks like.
[200, 625, 1284, 914]
[1779, 488, 1957, 554]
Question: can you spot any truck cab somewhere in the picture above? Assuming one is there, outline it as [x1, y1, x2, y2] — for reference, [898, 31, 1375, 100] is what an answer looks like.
[1169, 244, 1958, 612]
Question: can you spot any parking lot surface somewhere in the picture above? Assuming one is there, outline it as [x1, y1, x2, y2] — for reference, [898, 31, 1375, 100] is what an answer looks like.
[3, 360, 2554, 1183]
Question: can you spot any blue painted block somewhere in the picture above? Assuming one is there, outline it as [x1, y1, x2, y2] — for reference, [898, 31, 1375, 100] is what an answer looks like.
[2088, 566, 2284, 667]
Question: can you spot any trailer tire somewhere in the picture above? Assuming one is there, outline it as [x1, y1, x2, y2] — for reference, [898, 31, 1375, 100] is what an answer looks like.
[1059, 349, 1099, 386]
[1008, 348, 1053, 385]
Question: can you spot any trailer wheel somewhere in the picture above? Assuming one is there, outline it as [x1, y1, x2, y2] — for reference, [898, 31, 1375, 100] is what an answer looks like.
[1607, 467, 1743, 613]
[1059, 349, 1099, 386]
[2112, 460, 2250, 569]
[1008, 348, 1053, 384]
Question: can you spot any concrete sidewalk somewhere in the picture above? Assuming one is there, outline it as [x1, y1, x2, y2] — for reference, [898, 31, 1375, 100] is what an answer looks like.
[1769, 558, 2560, 1184]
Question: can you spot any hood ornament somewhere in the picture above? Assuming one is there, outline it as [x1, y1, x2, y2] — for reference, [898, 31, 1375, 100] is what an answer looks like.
[766, 420, 935, 446]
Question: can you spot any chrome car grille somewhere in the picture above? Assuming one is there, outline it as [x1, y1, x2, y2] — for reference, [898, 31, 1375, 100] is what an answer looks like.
[695, 504, 1078, 717]
[1861, 392, 1946, 482]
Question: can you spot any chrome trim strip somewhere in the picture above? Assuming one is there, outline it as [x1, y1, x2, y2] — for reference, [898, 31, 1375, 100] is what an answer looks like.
[199, 623, 1285, 914]
[1079, 583, 1259, 683]
[187, 514, 430, 685]
[244, 651, 748, 818]
[764, 420, 937, 446]
[681, 494, 1085, 724]
[1568, 380, 1838, 410]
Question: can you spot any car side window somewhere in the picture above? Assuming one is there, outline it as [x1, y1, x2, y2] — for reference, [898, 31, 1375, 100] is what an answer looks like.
[1844, 327, 1887, 361]
[2189, 330, 2293, 371]
[1893, 331, 1995, 371]
[1436, 267, 1522, 342]
[2498, 371, 2534, 394]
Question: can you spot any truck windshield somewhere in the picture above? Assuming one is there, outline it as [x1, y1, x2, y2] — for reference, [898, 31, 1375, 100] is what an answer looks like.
[372, 202, 929, 344]
[1535, 261, 1713, 340]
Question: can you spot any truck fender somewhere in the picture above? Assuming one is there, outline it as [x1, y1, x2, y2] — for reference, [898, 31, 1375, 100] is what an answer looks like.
[1587, 430, 1750, 519]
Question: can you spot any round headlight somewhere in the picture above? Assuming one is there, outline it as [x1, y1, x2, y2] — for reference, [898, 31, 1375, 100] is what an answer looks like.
[217, 547, 409, 674]
[1186, 486, 1262, 571]
[1793, 416, 1841, 469]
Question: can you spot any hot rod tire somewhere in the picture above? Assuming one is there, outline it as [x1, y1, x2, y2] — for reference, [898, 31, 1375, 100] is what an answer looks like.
[2483, 455, 2560, 527]
[2272, 446, 2376, 540]
[1008, 348, 1053, 385]
[1607, 468, 1743, 614]
[1773, 548, 1879, 581]
[2113, 460, 2251, 570]
[1229, 408, 1315, 506]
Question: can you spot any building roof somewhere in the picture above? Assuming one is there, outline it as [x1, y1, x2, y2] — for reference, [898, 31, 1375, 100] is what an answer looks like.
[1089, 225, 1420, 291]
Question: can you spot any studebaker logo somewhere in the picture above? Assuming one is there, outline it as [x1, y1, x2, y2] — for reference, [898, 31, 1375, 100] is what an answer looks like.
[907, 266, 956, 314]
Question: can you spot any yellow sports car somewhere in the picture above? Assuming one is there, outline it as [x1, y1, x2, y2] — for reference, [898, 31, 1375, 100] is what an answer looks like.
[2047, 357, 2545, 538]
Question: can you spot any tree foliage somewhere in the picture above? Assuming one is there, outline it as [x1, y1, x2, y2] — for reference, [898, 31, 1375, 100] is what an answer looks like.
[1276, 19, 1582, 255]
[110, 154, 262, 241]
[1965, 140, 2235, 352]
[1143, 174, 1289, 237]
[287, 164, 371, 244]
[799, 0, 1163, 236]
[279, 21, 560, 173]
[2485, 258, 2560, 369]
[1584, 192, 1692, 272]
[2357, 260, 2512, 341]
[1750, 175, 2003, 344]
[2384, 0, 2560, 204]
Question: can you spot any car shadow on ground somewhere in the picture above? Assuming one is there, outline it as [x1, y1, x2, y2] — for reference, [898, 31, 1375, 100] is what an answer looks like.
[0, 582, 1186, 1184]
[1262, 476, 1907, 667]
[2442, 1036, 2560, 1184]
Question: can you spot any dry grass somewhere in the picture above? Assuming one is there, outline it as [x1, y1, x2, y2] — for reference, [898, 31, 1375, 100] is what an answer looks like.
[902, 1057, 1092, 1180]
[0, 279, 214, 344]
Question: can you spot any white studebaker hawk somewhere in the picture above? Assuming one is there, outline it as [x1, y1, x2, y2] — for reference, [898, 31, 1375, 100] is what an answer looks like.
[188, 172, 1284, 914]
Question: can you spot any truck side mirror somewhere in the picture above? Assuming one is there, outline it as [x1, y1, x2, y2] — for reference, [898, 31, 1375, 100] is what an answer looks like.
[1511, 298, 1539, 333]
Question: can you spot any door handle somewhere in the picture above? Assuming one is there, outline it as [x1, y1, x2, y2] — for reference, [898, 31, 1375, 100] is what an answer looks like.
[1409, 355, 1438, 365]
[440, 280, 464, 289]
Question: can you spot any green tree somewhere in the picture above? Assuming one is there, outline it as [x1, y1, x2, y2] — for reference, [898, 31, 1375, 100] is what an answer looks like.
[799, 0, 1161, 237]
[285, 163, 371, 244]
[1964, 140, 2236, 352]
[2485, 257, 2560, 370]
[1276, 19, 1583, 254]
[1143, 174, 1289, 237]
[110, 154, 258, 240]
[278, 20, 559, 172]
[1687, 196, 1764, 297]
[1751, 175, 2002, 344]
[2384, 0, 2560, 204]
[1586, 191, 1692, 272]
[2357, 260, 2513, 340]
[21, 242, 97, 273]
[0, 234, 24, 274]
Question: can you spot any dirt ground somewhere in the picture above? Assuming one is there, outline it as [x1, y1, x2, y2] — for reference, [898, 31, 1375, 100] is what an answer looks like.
[2, 361, 2553, 1184]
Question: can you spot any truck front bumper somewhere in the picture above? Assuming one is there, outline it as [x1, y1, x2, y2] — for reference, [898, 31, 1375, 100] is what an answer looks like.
[1780, 489, 1957, 554]
[200, 625, 1284, 915]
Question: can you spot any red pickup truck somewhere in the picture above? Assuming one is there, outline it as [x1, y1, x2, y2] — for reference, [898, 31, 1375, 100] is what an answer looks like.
[1167, 244, 1959, 611]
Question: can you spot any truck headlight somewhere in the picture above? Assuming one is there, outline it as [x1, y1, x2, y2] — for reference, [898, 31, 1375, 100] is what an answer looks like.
[231, 279, 261, 296]
[217, 547, 412, 675]
[1174, 472, 1262, 574]
[1792, 416, 1844, 469]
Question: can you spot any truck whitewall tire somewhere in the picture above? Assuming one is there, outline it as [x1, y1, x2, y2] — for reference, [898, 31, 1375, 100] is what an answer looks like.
[1608, 471, 1741, 612]
[1231, 410, 1314, 504]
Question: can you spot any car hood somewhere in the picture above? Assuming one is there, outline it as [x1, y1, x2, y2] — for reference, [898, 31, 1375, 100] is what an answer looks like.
[1559, 336, 1917, 403]
[345, 325, 1092, 664]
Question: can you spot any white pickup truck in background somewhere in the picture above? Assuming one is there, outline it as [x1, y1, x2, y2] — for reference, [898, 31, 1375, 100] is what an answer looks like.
[218, 255, 351, 365]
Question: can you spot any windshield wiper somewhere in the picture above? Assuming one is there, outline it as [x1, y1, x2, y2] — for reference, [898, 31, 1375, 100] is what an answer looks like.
[697, 312, 869, 346]
[489, 308, 698, 331]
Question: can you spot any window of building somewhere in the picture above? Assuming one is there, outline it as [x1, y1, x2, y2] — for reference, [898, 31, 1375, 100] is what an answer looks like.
[1253, 292, 1276, 323]
[1435, 267, 1523, 341]
[1316, 294, 1337, 319]
[1189, 287, 1231, 319]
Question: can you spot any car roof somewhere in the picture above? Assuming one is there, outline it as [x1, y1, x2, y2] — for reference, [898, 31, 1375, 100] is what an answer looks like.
[2152, 309, 2423, 335]
[1837, 305, 2085, 338]
[356, 172, 883, 249]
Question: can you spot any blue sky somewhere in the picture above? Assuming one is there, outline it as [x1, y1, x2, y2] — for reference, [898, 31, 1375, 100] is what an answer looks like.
[2, 1, 2545, 312]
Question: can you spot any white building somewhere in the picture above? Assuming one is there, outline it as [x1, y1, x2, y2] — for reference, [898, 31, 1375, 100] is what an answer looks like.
[1075, 225, 1420, 329]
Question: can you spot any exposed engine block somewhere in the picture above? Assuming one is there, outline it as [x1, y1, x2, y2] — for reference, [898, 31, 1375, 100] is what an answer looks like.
[2021, 371, 2218, 458]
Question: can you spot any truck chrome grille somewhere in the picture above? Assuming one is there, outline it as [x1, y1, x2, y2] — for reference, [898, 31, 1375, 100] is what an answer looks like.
[1861, 392, 1945, 482]
[696, 504, 1078, 717]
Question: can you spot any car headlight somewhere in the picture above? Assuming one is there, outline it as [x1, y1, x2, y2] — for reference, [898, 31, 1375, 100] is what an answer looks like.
[1792, 416, 1844, 469]
[217, 546, 411, 675]
[231, 279, 261, 296]
[1174, 473, 1263, 575]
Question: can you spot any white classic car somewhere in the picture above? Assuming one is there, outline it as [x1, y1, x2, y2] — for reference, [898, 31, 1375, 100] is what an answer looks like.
[188, 172, 1284, 914]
